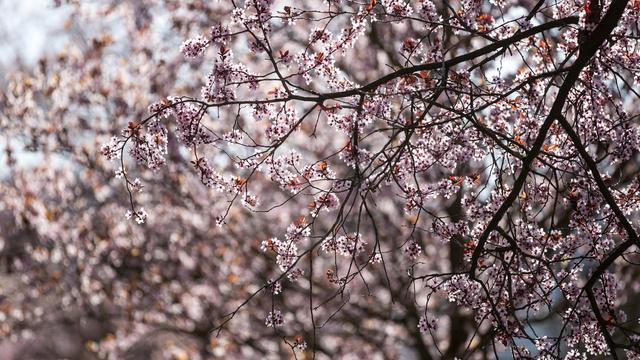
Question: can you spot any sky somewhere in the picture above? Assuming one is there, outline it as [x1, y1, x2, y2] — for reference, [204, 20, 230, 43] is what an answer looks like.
[0, 0, 69, 67]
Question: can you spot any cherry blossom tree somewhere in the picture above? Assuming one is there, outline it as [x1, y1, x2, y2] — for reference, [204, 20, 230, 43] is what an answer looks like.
[2, 0, 640, 358]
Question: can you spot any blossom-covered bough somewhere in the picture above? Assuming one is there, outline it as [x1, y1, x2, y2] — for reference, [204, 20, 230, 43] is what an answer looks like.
[2, 0, 640, 358]
[103, 0, 640, 358]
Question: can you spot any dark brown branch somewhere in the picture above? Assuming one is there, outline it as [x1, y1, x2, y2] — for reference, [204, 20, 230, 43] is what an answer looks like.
[316, 17, 579, 100]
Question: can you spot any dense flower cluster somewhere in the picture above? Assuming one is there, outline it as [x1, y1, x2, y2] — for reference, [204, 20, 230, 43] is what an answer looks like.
[265, 309, 285, 328]
[180, 35, 209, 59]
